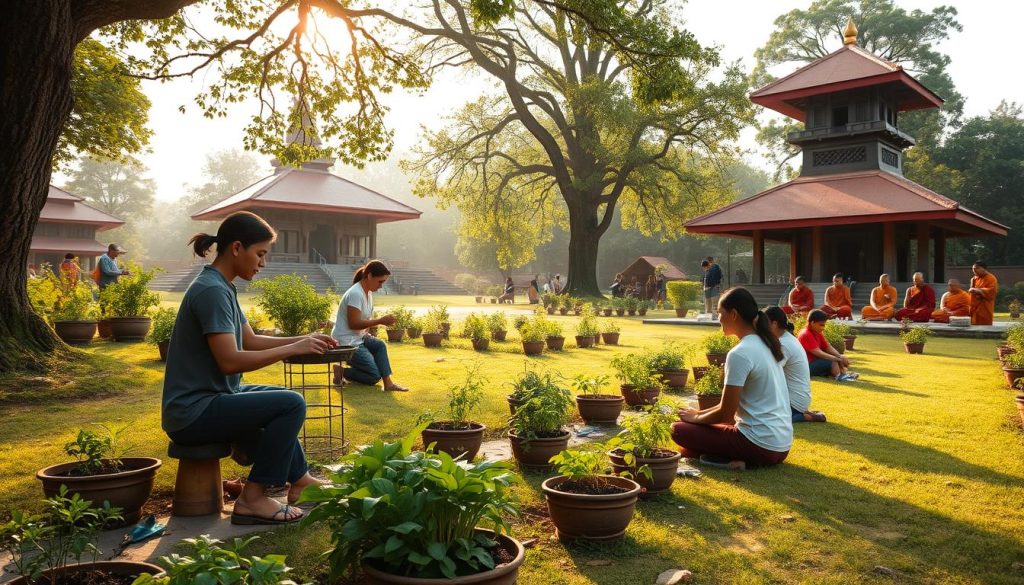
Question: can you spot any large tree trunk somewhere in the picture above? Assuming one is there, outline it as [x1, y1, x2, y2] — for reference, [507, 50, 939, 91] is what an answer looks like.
[0, 1, 76, 372]
[564, 198, 604, 297]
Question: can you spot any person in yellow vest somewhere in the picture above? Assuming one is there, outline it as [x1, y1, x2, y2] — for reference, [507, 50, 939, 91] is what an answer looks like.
[931, 279, 971, 323]
[820, 273, 852, 319]
[968, 261, 998, 326]
[861, 274, 898, 321]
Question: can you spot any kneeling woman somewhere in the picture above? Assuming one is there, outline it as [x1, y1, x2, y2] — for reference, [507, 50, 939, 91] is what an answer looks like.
[331, 260, 409, 392]
[672, 287, 793, 469]
[162, 212, 336, 525]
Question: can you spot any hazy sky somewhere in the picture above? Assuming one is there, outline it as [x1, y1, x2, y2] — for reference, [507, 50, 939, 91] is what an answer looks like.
[59, 1, 1024, 202]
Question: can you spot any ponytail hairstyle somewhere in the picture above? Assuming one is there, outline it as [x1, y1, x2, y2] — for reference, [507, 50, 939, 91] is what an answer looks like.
[353, 259, 391, 283]
[719, 287, 785, 362]
[189, 211, 276, 258]
[808, 309, 829, 324]
[764, 306, 794, 334]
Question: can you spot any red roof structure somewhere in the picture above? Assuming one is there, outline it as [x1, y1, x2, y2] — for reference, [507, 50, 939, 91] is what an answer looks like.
[622, 256, 687, 280]
[38, 186, 124, 229]
[30, 186, 125, 271]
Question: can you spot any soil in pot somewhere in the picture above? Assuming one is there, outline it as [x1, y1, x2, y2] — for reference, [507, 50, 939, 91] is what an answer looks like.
[361, 529, 524, 585]
[546, 336, 565, 351]
[575, 335, 595, 348]
[7, 561, 163, 585]
[844, 336, 857, 351]
[660, 369, 688, 389]
[472, 338, 490, 351]
[386, 329, 405, 343]
[697, 393, 722, 410]
[904, 342, 925, 354]
[674, 308, 688, 318]
[54, 320, 97, 344]
[601, 332, 620, 345]
[492, 330, 507, 341]
[508, 430, 570, 470]
[691, 366, 709, 383]
[620, 384, 660, 407]
[421, 422, 486, 461]
[705, 352, 727, 367]
[576, 394, 625, 425]
[542, 475, 640, 542]
[423, 333, 444, 347]
[608, 448, 682, 495]
[522, 341, 545, 355]
[37, 457, 162, 526]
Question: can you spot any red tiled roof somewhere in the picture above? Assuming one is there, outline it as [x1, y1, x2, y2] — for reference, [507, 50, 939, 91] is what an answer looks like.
[30, 236, 109, 255]
[47, 185, 83, 202]
[750, 45, 943, 121]
[685, 170, 1007, 237]
[192, 167, 421, 222]
[627, 256, 687, 279]
[40, 186, 124, 229]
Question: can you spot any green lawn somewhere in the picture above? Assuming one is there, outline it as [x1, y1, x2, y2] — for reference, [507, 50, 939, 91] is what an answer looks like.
[1, 298, 1022, 584]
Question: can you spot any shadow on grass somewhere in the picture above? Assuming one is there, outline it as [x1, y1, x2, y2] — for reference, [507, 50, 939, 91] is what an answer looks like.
[842, 377, 929, 397]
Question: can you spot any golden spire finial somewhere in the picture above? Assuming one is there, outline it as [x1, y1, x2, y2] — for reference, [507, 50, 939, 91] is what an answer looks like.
[843, 16, 858, 45]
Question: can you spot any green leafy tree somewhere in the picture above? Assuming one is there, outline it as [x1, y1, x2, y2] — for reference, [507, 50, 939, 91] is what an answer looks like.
[65, 156, 156, 258]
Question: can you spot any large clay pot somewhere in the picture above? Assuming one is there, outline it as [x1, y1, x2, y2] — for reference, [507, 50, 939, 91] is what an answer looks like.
[507, 395, 523, 416]
[491, 330, 507, 342]
[844, 335, 857, 351]
[627, 309, 636, 316]
[601, 332, 620, 345]
[602, 308, 613, 317]
[615, 309, 625, 317]
[157, 340, 169, 361]
[542, 475, 641, 542]
[109, 316, 151, 342]
[361, 530, 524, 585]
[37, 457, 162, 525]
[558, 308, 569, 315]
[608, 448, 682, 495]
[638, 308, 648, 316]
[97, 318, 113, 339]
[472, 338, 490, 351]
[440, 322, 451, 339]
[697, 393, 722, 410]
[1002, 367, 1024, 389]
[422, 423, 486, 461]
[620, 384, 660, 407]
[547, 335, 566, 351]
[407, 327, 422, 339]
[576, 395, 625, 425]
[386, 329, 405, 343]
[904, 342, 925, 354]
[575, 335, 595, 349]
[508, 431, 570, 470]
[705, 352, 727, 367]
[8, 561, 164, 585]
[522, 341, 545, 355]
[659, 369, 689, 389]
[691, 366, 709, 383]
[423, 333, 444, 347]
[674, 308, 688, 318]
[53, 320, 97, 344]
[546, 306, 556, 315]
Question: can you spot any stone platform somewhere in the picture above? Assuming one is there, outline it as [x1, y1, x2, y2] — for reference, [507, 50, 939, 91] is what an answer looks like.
[643, 317, 1011, 339]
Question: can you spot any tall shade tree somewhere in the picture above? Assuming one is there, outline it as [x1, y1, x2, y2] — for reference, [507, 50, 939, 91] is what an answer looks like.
[64, 156, 157, 258]
[403, 1, 753, 295]
[752, 0, 963, 179]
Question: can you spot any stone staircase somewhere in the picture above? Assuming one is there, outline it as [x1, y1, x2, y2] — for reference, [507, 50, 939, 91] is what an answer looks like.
[388, 267, 466, 295]
[149, 262, 335, 293]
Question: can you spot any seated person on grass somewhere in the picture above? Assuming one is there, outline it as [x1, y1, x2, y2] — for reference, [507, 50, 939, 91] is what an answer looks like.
[969, 261, 998, 326]
[497, 277, 515, 304]
[765, 306, 826, 423]
[820, 273, 852, 319]
[894, 272, 935, 323]
[331, 260, 409, 392]
[161, 211, 335, 526]
[783, 276, 814, 316]
[672, 287, 792, 470]
[861, 273, 899, 321]
[931, 279, 971, 323]
[799, 309, 857, 381]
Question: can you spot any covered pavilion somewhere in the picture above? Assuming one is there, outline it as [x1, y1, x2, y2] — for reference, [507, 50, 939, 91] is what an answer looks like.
[30, 185, 124, 271]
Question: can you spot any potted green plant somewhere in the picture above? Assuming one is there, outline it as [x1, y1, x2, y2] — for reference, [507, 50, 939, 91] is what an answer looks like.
[420, 314, 444, 348]
[301, 429, 524, 584]
[1, 487, 162, 585]
[421, 364, 487, 461]
[428, 304, 451, 338]
[519, 318, 547, 355]
[574, 310, 600, 348]
[540, 317, 565, 351]
[507, 376, 574, 470]
[823, 320, 849, 355]
[487, 311, 508, 341]
[461, 313, 490, 351]
[486, 284, 503, 303]
[694, 364, 724, 410]
[131, 535, 297, 585]
[637, 299, 649, 316]
[1001, 352, 1024, 388]
[406, 315, 423, 339]
[147, 307, 176, 361]
[50, 279, 101, 344]
[244, 306, 273, 335]
[610, 352, 664, 407]
[506, 369, 556, 415]
[608, 401, 682, 495]
[99, 265, 161, 341]
[625, 296, 639, 316]
[601, 303, 614, 317]
[612, 297, 626, 316]
[666, 281, 701, 318]
[251, 274, 337, 337]
[600, 319, 621, 345]
[899, 325, 933, 354]
[648, 343, 688, 389]
[543, 445, 641, 542]
[36, 426, 161, 526]
[701, 331, 735, 366]
[385, 305, 411, 343]
[573, 374, 624, 425]
[1010, 298, 1022, 320]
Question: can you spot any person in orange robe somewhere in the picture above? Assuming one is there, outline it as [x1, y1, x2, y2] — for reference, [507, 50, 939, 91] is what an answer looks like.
[783, 276, 814, 315]
[820, 272, 853, 319]
[931, 279, 971, 323]
[894, 272, 936, 322]
[861, 274, 899, 321]
[969, 261, 998, 325]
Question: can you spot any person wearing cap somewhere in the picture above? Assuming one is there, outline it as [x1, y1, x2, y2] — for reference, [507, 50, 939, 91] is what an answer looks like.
[98, 243, 130, 289]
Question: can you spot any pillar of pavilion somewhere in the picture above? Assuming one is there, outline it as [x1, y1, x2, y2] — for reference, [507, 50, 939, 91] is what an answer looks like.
[685, 19, 1006, 285]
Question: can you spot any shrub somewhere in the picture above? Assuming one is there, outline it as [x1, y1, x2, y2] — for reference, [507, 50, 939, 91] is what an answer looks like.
[559, 295, 575, 310]
[575, 311, 600, 337]
[51, 279, 100, 322]
[693, 365, 723, 396]
[474, 280, 491, 296]
[1003, 352, 1024, 369]
[251, 274, 336, 336]
[147, 307, 177, 345]
[701, 331, 736, 355]
[386, 305, 414, 331]
[420, 313, 443, 335]
[26, 264, 61, 320]
[613, 400, 676, 458]
[99, 264, 161, 318]
[600, 318, 620, 334]
[486, 284, 504, 297]
[508, 376, 573, 437]
[1006, 322, 1024, 351]
[610, 353, 664, 390]
[244, 307, 269, 331]
[666, 281, 701, 308]
[427, 304, 451, 324]
[899, 325, 933, 345]
[460, 313, 489, 341]
[790, 312, 809, 335]
[512, 314, 529, 331]
[647, 343, 685, 371]
[541, 292, 559, 308]
[518, 319, 547, 343]
[509, 369, 562, 400]
[486, 311, 507, 333]
[823, 319, 851, 349]
[454, 273, 477, 290]
[535, 315, 562, 338]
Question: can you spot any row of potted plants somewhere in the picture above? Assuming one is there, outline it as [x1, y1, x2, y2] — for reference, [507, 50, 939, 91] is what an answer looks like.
[996, 324, 1024, 428]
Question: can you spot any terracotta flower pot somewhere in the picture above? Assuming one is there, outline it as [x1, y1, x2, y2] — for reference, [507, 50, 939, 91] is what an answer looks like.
[37, 457, 162, 525]
[542, 475, 641, 542]
[997, 345, 1016, 360]
[601, 332, 620, 345]
[422, 422, 486, 461]
[844, 335, 857, 351]
[157, 340, 169, 361]
[627, 309, 636, 316]
[507, 395, 524, 416]
[491, 330, 507, 341]
[705, 352, 727, 367]
[53, 320, 97, 344]
[620, 384, 660, 407]
[1002, 367, 1024, 388]
[546, 306, 556, 315]
[558, 308, 569, 315]
[7, 561, 164, 585]
[904, 342, 925, 354]
[361, 529, 524, 585]
[576, 394, 625, 425]
[472, 338, 490, 351]
[575, 335, 595, 348]
[615, 309, 625, 316]
[608, 448, 682, 495]
[522, 340, 545, 355]
[546, 336, 565, 351]
[602, 308, 613, 317]
[638, 308, 647, 316]
[659, 369, 688, 389]
[407, 327, 422, 339]
[440, 322, 451, 339]
[697, 393, 722, 410]
[691, 366, 709, 383]
[508, 430, 570, 470]
[386, 329, 405, 343]
[423, 333, 444, 347]
[109, 316, 151, 342]
[97, 318, 113, 339]
[674, 308, 688, 318]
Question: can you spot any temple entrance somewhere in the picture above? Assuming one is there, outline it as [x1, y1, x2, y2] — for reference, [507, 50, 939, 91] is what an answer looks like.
[309, 224, 335, 263]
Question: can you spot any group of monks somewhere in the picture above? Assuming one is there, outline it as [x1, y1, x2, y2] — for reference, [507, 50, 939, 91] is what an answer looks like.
[782, 262, 998, 326]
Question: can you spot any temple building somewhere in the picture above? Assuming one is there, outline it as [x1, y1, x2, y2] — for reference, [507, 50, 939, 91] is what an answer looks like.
[685, 19, 1006, 285]
[30, 185, 124, 270]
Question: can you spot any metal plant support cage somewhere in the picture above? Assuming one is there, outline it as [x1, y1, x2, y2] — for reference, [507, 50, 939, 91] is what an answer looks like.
[282, 346, 356, 461]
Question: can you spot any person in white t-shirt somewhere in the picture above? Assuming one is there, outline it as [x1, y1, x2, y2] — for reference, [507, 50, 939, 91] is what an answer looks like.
[764, 306, 826, 423]
[672, 287, 792, 469]
[331, 260, 409, 392]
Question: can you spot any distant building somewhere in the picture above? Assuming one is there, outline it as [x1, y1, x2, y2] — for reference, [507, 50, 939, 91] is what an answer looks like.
[30, 185, 124, 270]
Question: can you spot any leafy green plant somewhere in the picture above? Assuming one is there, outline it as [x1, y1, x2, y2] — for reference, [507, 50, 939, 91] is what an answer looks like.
[541, 292, 559, 308]
[300, 427, 517, 580]
[537, 315, 562, 338]
[132, 535, 300, 585]
[559, 294, 574, 310]
[610, 352, 664, 390]
[64, 425, 133, 475]
[511, 314, 529, 331]
[625, 296, 640, 311]
[0, 486, 123, 584]
[251, 275, 337, 337]
[508, 375, 573, 438]
[575, 311, 600, 337]
[147, 307, 176, 345]
[647, 343, 685, 371]
[427, 304, 451, 325]
[614, 401, 676, 458]
[666, 281, 701, 307]
[693, 365, 723, 396]
[823, 320, 851, 349]
[245, 306, 270, 331]
[486, 284, 503, 297]
[547, 445, 613, 489]
[460, 313, 489, 341]
[486, 311, 507, 333]
[789, 312, 809, 335]
[385, 305, 413, 331]
[600, 318, 620, 334]
[899, 325, 933, 345]
[407, 316, 424, 334]
[431, 363, 486, 428]
[26, 264, 61, 320]
[50, 279, 100, 322]
[1006, 322, 1024, 351]
[518, 318, 547, 343]
[572, 374, 610, 396]
[701, 331, 736, 355]
[1002, 352, 1024, 369]
[474, 280, 491, 296]
[99, 264, 161, 318]
[420, 313, 443, 335]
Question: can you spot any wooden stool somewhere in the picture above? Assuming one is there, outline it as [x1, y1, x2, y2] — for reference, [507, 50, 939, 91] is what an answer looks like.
[167, 442, 231, 516]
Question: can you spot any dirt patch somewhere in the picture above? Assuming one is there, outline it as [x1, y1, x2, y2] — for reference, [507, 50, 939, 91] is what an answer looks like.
[721, 531, 765, 554]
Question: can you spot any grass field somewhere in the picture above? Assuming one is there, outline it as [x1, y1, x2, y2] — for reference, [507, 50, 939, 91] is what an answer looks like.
[1, 296, 1022, 584]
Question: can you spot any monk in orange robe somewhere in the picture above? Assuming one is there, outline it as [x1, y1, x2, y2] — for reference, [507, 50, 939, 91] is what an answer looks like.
[783, 276, 814, 315]
[894, 272, 936, 322]
[820, 273, 853, 319]
[931, 279, 971, 323]
[861, 274, 899, 321]
[969, 262, 998, 326]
